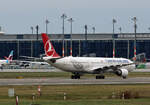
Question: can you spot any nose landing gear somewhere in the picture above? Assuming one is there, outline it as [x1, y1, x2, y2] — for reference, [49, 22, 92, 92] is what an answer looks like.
[96, 75, 105, 79]
[71, 72, 81, 79]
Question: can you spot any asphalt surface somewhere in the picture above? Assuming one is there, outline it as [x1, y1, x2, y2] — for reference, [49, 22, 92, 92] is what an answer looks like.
[0, 77, 150, 86]
[0, 68, 150, 72]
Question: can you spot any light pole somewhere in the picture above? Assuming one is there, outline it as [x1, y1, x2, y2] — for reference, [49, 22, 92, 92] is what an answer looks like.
[30, 26, 33, 34]
[112, 19, 117, 58]
[148, 27, 150, 33]
[131, 17, 137, 62]
[118, 27, 122, 34]
[85, 25, 88, 56]
[68, 18, 74, 56]
[30, 26, 33, 57]
[92, 27, 95, 34]
[45, 19, 49, 34]
[35, 25, 39, 41]
[35, 25, 39, 57]
[61, 14, 67, 57]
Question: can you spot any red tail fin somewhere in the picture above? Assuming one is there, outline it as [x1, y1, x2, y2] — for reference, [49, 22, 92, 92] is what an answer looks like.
[41, 33, 60, 58]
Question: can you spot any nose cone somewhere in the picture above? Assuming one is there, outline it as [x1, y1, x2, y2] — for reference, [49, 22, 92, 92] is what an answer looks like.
[127, 59, 136, 71]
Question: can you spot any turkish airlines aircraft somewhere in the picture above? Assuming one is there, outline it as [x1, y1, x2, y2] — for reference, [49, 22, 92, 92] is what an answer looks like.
[41, 33, 135, 79]
[0, 50, 13, 68]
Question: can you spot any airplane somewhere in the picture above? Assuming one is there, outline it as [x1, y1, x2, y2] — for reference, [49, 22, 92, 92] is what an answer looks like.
[41, 33, 135, 79]
[18, 60, 49, 68]
[18, 55, 49, 68]
[0, 50, 13, 69]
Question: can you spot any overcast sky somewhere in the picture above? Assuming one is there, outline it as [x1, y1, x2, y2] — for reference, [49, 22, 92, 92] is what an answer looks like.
[0, 0, 150, 34]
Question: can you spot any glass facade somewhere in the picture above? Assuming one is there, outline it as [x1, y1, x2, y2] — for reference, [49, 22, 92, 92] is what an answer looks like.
[0, 40, 150, 59]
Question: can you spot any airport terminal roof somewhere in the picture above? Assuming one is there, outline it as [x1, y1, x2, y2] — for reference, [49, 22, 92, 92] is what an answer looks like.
[0, 33, 150, 41]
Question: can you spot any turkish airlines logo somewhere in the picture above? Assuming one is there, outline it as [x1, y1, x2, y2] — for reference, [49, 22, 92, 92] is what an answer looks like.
[71, 60, 83, 69]
[45, 40, 54, 57]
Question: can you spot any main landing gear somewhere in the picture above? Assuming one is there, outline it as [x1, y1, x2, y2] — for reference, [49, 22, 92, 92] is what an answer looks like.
[71, 73, 81, 79]
[71, 72, 105, 79]
[122, 76, 127, 79]
[96, 75, 105, 79]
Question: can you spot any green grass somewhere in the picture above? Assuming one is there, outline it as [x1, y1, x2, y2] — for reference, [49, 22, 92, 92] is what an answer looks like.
[0, 84, 150, 105]
[1, 99, 150, 105]
[0, 85, 150, 105]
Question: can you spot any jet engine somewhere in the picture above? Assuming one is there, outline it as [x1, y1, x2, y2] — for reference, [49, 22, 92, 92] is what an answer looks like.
[115, 69, 128, 78]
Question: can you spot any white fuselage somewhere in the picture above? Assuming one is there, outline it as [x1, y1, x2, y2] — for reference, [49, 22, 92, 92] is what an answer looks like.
[0, 60, 8, 66]
[44, 56, 135, 74]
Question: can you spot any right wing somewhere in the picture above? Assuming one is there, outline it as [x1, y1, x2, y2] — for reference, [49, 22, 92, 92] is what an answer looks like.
[89, 63, 135, 73]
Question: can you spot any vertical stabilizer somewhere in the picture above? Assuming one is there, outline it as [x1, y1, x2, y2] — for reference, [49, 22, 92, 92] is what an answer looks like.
[4, 50, 13, 61]
[41, 33, 60, 58]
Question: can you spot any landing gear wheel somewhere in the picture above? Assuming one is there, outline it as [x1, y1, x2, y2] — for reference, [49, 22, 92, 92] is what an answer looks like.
[71, 75, 75, 79]
[71, 75, 80, 79]
[96, 75, 105, 79]
[123, 76, 127, 79]
[77, 75, 80, 79]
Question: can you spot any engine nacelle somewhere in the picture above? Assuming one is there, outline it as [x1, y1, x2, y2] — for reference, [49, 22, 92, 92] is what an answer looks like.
[116, 69, 128, 78]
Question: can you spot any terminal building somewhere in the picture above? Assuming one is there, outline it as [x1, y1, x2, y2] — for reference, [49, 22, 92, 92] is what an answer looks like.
[0, 33, 150, 60]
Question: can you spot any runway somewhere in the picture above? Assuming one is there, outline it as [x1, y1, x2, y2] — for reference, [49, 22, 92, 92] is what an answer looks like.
[0, 77, 150, 86]
[0, 68, 150, 72]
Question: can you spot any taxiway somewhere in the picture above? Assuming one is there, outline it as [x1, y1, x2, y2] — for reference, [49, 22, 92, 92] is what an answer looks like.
[0, 77, 150, 86]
